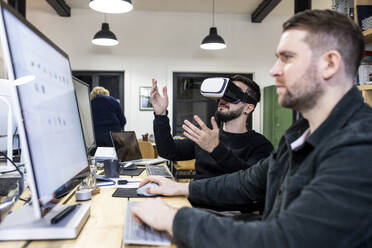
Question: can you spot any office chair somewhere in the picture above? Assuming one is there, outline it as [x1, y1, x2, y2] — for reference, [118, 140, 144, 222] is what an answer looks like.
[172, 159, 196, 181]
[137, 140, 156, 158]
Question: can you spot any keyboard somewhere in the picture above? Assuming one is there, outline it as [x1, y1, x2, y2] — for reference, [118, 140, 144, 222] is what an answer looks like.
[123, 201, 171, 246]
[127, 157, 168, 165]
[146, 165, 172, 178]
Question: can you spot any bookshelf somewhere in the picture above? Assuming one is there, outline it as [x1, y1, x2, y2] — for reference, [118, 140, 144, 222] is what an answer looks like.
[357, 85, 372, 106]
[364, 29, 372, 43]
[354, 0, 372, 106]
[354, 0, 372, 43]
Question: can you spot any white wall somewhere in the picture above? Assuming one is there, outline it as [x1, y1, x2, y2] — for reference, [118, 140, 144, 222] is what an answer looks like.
[26, 0, 331, 137]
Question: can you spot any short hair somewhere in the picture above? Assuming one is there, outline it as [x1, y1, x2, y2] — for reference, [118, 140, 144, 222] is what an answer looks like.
[231, 75, 261, 104]
[282, 9, 364, 78]
[90, 86, 110, 100]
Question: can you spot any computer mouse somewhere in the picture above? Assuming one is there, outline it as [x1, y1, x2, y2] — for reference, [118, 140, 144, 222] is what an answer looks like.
[122, 162, 137, 170]
[136, 183, 159, 197]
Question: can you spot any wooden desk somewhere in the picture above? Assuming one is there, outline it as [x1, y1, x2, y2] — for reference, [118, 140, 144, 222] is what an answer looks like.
[0, 184, 30, 248]
[1, 168, 190, 248]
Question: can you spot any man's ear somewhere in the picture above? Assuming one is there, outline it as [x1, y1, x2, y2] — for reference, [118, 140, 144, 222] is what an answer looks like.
[243, 104, 255, 115]
[321, 50, 341, 80]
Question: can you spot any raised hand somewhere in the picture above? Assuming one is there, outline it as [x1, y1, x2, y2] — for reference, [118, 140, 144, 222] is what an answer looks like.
[183, 115, 220, 153]
[150, 78, 168, 115]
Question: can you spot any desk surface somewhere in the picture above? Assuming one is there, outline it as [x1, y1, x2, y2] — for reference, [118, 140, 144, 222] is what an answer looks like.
[1, 165, 190, 248]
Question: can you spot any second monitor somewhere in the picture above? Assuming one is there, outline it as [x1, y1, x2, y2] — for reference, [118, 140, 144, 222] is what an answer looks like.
[72, 76, 96, 154]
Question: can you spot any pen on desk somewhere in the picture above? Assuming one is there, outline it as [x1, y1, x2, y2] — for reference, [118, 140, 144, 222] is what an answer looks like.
[51, 204, 79, 224]
[117, 179, 141, 185]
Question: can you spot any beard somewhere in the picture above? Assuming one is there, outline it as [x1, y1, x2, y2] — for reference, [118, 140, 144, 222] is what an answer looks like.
[215, 105, 244, 123]
[279, 60, 324, 112]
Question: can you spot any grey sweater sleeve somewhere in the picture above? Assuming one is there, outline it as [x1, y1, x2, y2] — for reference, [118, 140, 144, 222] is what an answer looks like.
[173, 207, 284, 248]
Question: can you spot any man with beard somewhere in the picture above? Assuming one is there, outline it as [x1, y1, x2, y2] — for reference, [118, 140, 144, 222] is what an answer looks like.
[132, 9, 372, 248]
[150, 75, 273, 180]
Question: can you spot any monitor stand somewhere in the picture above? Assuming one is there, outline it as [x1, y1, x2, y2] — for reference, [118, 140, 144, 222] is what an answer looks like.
[0, 204, 90, 240]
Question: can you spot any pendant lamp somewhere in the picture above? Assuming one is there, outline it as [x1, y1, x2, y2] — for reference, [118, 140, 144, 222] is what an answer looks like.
[200, 0, 226, 50]
[89, 0, 133, 14]
[92, 15, 119, 46]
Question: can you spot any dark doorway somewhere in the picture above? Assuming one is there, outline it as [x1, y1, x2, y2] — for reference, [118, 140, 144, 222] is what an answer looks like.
[72, 71, 125, 113]
[172, 72, 253, 136]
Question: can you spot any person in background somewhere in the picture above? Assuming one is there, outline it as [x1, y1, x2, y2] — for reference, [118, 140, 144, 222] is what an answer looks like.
[90, 86, 126, 147]
[151, 75, 273, 180]
[132, 9, 372, 248]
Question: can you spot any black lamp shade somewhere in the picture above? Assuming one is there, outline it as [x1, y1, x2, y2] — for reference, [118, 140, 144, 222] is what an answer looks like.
[200, 27, 226, 50]
[92, 23, 119, 46]
[94, 23, 117, 40]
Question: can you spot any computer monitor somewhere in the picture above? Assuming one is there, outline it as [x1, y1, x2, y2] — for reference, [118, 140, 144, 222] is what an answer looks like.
[0, 2, 89, 239]
[72, 76, 96, 153]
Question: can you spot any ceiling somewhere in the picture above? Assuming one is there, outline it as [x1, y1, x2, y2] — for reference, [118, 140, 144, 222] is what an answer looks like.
[26, 0, 282, 15]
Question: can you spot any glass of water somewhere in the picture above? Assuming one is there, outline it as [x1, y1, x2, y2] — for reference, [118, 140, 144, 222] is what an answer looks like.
[82, 157, 97, 190]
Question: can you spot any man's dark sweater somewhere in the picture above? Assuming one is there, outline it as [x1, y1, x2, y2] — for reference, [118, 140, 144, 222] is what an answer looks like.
[153, 114, 273, 179]
[91, 94, 126, 147]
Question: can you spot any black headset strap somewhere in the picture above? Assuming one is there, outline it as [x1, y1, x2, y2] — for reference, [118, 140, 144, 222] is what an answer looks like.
[242, 93, 257, 106]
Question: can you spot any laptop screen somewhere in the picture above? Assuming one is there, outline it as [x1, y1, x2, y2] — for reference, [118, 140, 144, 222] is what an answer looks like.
[110, 131, 142, 162]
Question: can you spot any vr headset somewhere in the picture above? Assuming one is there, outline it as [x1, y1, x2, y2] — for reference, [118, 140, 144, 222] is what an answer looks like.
[200, 77, 257, 105]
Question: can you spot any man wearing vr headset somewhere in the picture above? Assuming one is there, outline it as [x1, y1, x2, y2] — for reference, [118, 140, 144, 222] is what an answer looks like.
[132, 9, 372, 248]
[150, 75, 273, 180]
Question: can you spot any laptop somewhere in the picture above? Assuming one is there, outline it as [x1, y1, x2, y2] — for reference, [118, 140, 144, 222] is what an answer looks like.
[110, 131, 167, 165]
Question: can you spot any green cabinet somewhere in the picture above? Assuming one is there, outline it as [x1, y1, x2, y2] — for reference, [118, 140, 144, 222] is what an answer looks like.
[263, 85, 292, 149]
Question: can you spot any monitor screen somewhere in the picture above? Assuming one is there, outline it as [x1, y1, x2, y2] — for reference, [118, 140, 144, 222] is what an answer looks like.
[72, 77, 96, 152]
[0, 3, 87, 217]
[110, 131, 142, 162]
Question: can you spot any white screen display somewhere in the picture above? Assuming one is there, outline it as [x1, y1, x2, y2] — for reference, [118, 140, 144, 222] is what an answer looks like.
[73, 78, 95, 151]
[3, 8, 87, 204]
